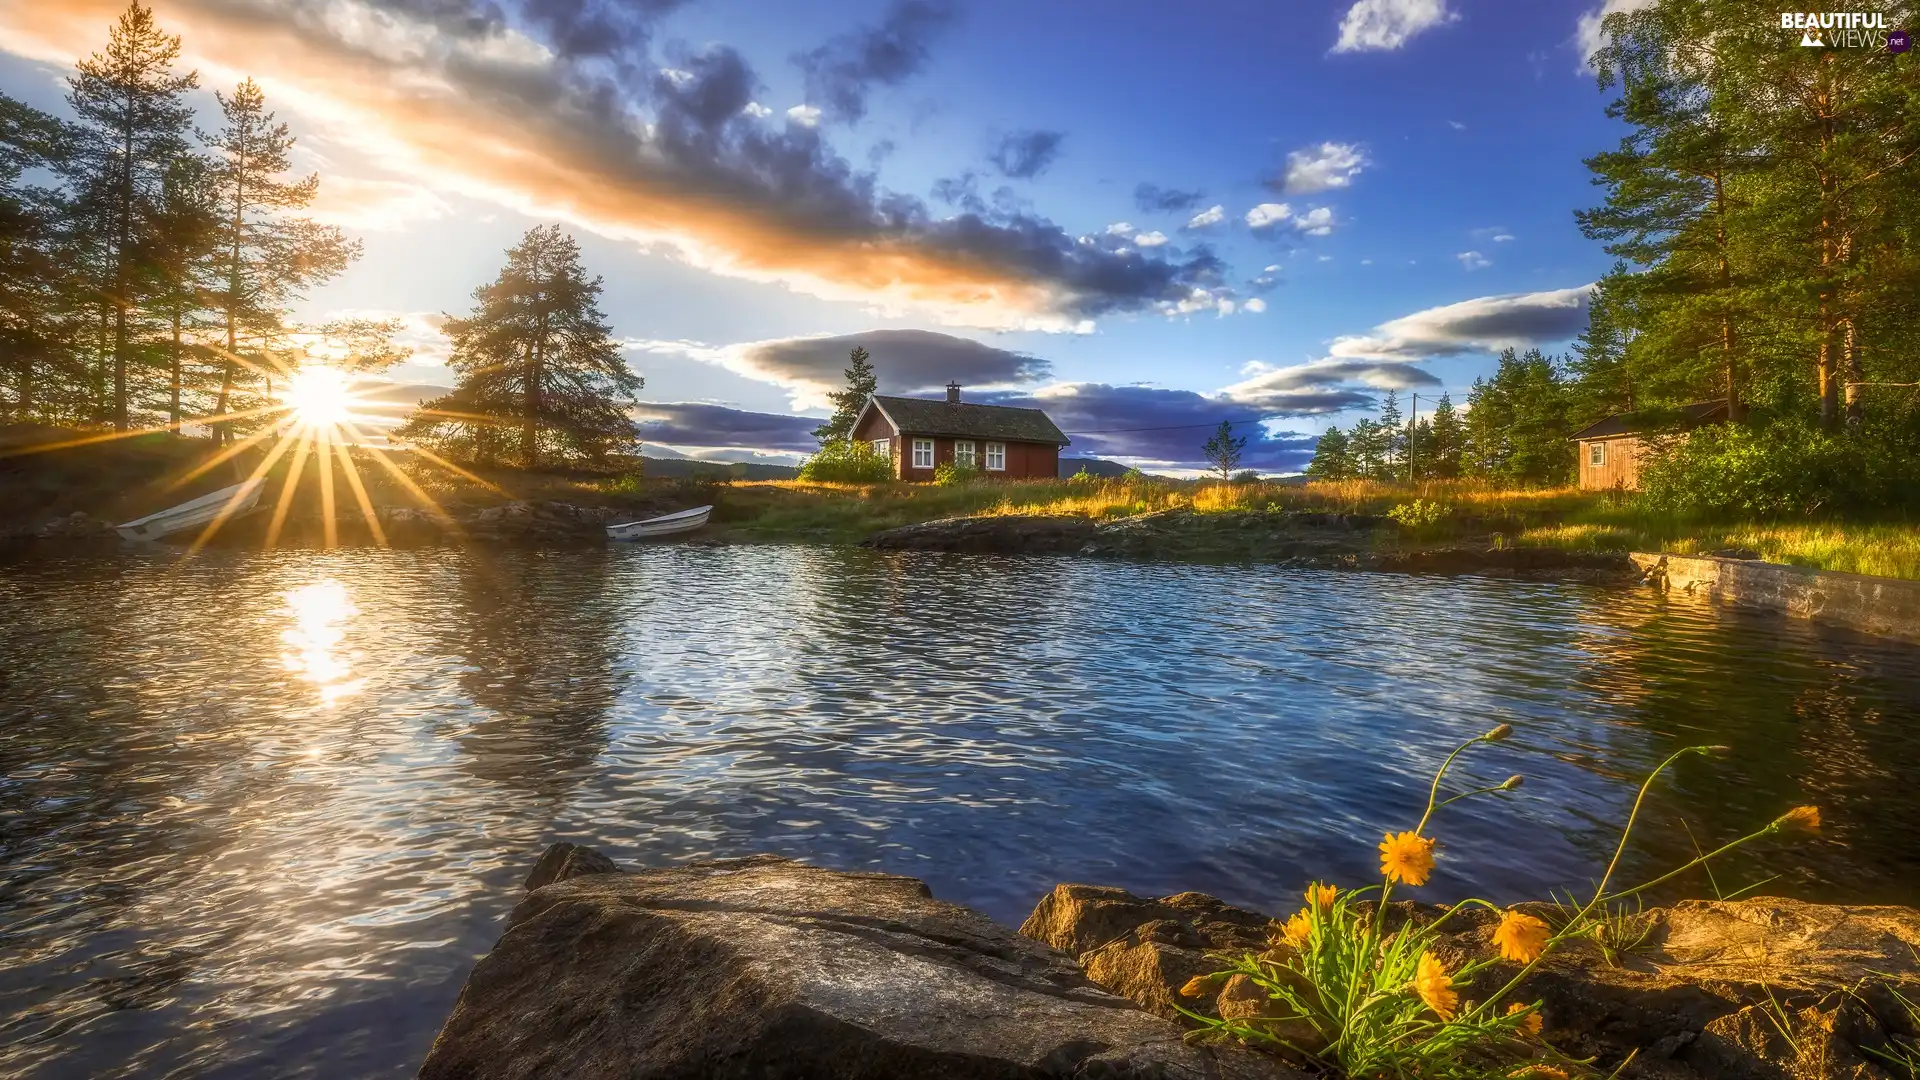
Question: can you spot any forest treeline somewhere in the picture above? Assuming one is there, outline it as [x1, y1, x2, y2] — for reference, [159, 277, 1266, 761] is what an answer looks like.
[0, 3, 414, 444]
[1314, 1, 1919, 514]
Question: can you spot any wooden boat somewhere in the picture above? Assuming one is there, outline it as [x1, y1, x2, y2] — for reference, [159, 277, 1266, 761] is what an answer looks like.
[605, 504, 713, 541]
[116, 478, 266, 542]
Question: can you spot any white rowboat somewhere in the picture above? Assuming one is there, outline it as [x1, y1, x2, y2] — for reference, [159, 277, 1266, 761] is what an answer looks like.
[116, 478, 266, 542]
[606, 504, 713, 541]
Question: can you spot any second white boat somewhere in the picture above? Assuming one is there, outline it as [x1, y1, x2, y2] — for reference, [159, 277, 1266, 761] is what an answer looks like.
[605, 504, 713, 541]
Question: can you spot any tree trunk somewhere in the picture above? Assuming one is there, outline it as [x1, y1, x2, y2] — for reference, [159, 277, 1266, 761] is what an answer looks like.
[1814, 60, 1840, 431]
[213, 138, 247, 447]
[170, 308, 182, 425]
[1713, 170, 1740, 423]
[1841, 318, 1862, 430]
[524, 309, 547, 470]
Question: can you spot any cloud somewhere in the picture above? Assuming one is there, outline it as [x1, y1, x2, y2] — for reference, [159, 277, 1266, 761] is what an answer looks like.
[1275, 142, 1366, 195]
[989, 129, 1064, 179]
[0, 0, 1223, 334]
[1575, 0, 1658, 68]
[1243, 297, 1267, 313]
[1332, 0, 1459, 53]
[634, 328, 1051, 410]
[631, 401, 823, 452]
[1493, 233, 1514, 243]
[1326, 285, 1594, 361]
[1133, 230, 1168, 247]
[979, 383, 1325, 470]
[1133, 182, 1205, 214]
[1447, 119, 1466, 130]
[1456, 250, 1491, 270]
[1246, 203, 1335, 237]
[794, 0, 956, 124]
[785, 103, 823, 126]
[304, 175, 452, 231]
[1184, 204, 1226, 230]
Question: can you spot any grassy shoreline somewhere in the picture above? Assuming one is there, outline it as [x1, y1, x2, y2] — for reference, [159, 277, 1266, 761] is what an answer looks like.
[6, 427, 1916, 580]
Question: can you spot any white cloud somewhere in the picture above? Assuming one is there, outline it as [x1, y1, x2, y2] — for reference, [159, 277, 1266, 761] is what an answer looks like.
[1105, 221, 1136, 235]
[1493, 233, 1515, 243]
[1317, 255, 1333, 262]
[742, 101, 773, 118]
[1281, 142, 1367, 194]
[1296, 207, 1336, 236]
[1133, 230, 1169, 247]
[1244, 297, 1267, 313]
[1327, 285, 1594, 362]
[785, 103, 822, 126]
[1575, 0, 1658, 68]
[1216, 299, 1237, 316]
[1185, 204, 1226, 230]
[304, 176, 452, 231]
[1360, 258, 1374, 266]
[1447, 119, 1467, 130]
[1457, 250, 1492, 270]
[1245, 202, 1293, 229]
[1332, 0, 1459, 53]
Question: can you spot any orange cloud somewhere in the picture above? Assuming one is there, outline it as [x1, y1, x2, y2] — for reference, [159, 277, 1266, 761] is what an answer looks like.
[0, 0, 1215, 331]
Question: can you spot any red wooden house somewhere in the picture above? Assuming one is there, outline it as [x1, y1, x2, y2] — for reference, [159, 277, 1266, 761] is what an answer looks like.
[851, 384, 1070, 481]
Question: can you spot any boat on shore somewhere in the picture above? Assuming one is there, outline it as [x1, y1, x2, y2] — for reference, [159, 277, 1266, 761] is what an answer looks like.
[606, 504, 713, 542]
[115, 478, 266, 542]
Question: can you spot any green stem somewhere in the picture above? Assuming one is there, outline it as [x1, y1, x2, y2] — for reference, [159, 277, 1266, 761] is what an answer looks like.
[1598, 825, 1777, 906]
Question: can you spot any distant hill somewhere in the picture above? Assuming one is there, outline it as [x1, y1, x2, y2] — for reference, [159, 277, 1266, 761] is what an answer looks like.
[641, 456, 800, 480]
[1058, 457, 1144, 478]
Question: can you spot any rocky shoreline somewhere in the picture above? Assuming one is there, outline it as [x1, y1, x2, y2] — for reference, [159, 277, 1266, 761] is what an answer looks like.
[420, 844, 1920, 1080]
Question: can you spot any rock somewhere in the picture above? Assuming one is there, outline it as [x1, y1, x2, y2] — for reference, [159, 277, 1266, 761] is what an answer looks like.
[1021, 885, 1920, 1080]
[34, 511, 118, 540]
[421, 849, 1296, 1080]
[1705, 547, 1764, 561]
[522, 842, 620, 890]
[861, 514, 1099, 554]
[457, 501, 621, 544]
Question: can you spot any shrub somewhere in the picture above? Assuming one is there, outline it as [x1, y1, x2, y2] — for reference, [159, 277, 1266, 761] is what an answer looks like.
[1636, 419, 1919, 519]
[1386, 498, 1450, 533]
[933, 460, 981, 486]
[1232, 469, 1263, 484]
[796, 440, 893, 483]
[1069, 466, 1097, 483]
[1179, 733, 1819, 1080]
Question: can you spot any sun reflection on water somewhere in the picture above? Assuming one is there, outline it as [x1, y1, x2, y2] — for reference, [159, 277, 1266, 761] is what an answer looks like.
[280, 579, 365, 707]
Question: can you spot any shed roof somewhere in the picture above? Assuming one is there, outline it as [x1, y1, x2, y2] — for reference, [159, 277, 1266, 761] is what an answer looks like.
[862, 395, 1071, 445]
[1569, 400, 1729, 441]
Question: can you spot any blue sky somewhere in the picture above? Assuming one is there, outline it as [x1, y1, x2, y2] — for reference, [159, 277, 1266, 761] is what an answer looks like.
[0, 0, 1648, 471]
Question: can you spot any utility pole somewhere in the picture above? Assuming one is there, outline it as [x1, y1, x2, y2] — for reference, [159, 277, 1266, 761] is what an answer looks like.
[1407, 392, 1418, 484]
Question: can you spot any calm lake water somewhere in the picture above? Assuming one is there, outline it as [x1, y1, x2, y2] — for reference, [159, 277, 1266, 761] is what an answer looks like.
[2, 546, 1918, 1078]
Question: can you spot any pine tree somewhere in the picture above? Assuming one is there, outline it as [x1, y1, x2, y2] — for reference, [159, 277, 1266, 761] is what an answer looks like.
[1305, 425, 1351, 480]
[1377, 390, 1404, 480]
[1348, 418, 1383, 479]
[147, 153, 218, 425]
[62, 1, 199, 430]
[1426, 392, 1464, 480]
[1201, 419, 1246, 482]
[0, 94, 83, 421]
[400, 226, 643, 469]
[202, 77, 356, 442]
[811, 344, 877, 445]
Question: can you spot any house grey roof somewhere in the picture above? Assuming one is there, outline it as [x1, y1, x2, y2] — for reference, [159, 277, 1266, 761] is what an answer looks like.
[1569, 400, 1729, 441]
[866, 395, 1071, 445]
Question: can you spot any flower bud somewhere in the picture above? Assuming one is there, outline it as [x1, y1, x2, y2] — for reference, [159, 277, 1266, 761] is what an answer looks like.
[1773, 805, 1820, 833]
[1501, 774, 1525, 790]
[1485, 723, 1514, 742]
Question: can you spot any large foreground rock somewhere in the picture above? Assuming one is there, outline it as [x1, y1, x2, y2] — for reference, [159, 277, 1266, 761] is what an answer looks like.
[1023, 883, 1920, 1080]
[420, 846, 1293, 1080]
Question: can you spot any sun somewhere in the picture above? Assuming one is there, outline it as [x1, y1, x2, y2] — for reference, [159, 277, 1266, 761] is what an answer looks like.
[283, 366, 357, 429]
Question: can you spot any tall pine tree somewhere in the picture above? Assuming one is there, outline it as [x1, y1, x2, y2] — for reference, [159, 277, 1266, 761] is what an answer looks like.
[811, 344, 877, 444]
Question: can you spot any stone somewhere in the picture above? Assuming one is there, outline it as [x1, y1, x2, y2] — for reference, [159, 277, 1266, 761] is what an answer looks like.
[522, 842, 620, 890]
[1021, 884, 1920, 1080]
[35, 511, 117, 540]
[421, 850, 1297, 1080]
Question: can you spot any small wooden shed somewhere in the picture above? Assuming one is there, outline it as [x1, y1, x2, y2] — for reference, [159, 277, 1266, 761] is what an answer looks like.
[1569, 401, 1728, 491]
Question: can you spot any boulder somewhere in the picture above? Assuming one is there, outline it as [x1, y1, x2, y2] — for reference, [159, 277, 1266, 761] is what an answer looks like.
[1020, 884, 1920, 1080]
[457, 501, 621, 543]
[35, 510, 118, 540]
[420, 847, 1297, 1080]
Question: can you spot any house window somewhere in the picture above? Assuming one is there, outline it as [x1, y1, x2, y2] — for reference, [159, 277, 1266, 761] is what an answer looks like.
[985, 442, 1006, 471]
[872, 438, 890, 459]
[912, 438, 934, 468]
[954, 440, 977, 468]
[1589, 441, 1607, 467]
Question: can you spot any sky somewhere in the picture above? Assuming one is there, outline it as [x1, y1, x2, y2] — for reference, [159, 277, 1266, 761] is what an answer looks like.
[0, 0, 1654, 472]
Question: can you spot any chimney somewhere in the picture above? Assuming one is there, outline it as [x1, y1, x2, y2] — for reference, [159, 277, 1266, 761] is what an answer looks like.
[946, 381, 961, 404]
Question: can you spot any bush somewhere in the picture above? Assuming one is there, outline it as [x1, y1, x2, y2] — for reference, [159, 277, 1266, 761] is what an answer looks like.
[1635, 420, 1903, 518]
[1232, 469, 1262, 484]
[933, 460, 981, 486]
[796, 440, 893, 483]
[1069, 466, 1097, 483]
[1179, 732, 1820, 1079]
[1386, 498, 1450, 533]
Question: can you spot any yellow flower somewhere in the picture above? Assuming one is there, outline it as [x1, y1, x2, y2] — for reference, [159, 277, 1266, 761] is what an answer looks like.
[1305, 882, 1338, 909]
[1379, 831, 1436, 886]
[1179, 974, 1222, 998]
[1507, 1002, 1544, 1036]
[1509, 1067, 1567, 1080]
[1279, 909, 1313, 947]
[1486, 723, 1514, 741]
[1412, 951, 1457, 1020]
[1493, 911, 1551, 964]
[1775, 805, 1821, 832]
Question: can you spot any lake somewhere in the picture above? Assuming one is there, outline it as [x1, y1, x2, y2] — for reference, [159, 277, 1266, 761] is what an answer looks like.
[2, 545, 1918, 1078]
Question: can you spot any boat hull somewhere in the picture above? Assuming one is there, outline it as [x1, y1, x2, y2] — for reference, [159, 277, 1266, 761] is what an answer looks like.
[606, 505, 713, 541]
[116, 479, 267, 542]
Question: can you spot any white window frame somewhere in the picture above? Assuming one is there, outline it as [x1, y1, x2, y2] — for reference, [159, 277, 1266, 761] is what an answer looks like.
[954, 440, 977, 468]
[911, 438, 935, 469]
[872, 437, 890, 460]
[1589, 441, 1606, 467]
[985, 442, 1006, 471]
